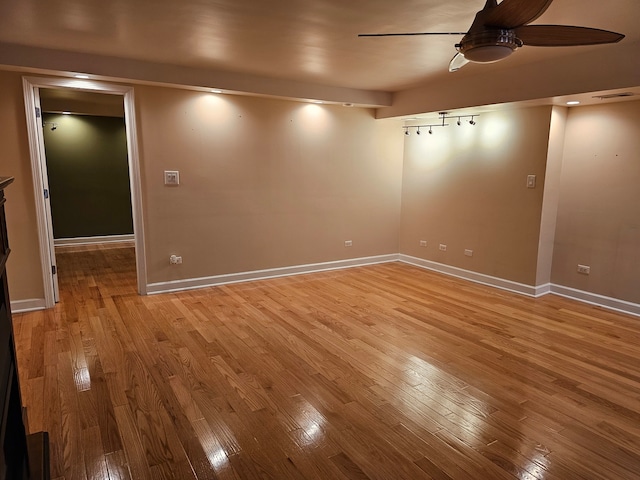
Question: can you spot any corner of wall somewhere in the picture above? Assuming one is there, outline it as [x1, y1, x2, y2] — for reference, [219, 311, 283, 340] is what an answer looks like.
[535, 106, 568, 286]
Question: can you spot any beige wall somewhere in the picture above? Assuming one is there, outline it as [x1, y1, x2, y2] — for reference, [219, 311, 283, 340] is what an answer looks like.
[399, 107, 553, 285]
[135, 87, 404, 284]
[3, 67, 639, 309]
[3, 72, 403, 302]
[0, 70, 45, 301]
[552, 100, 640, 304]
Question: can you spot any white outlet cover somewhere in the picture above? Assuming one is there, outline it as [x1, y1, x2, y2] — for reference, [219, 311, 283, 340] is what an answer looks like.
[577, 264, 590, 274]
[164, 170, 180, 185]
[420, 240, 427, 247]
[464, 249, 473, 257]
[439, 244, 447, 251]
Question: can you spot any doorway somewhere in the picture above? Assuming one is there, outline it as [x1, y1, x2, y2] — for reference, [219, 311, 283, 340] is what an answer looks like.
[40, 91, 134, 246]
[22, 77, 147, 307]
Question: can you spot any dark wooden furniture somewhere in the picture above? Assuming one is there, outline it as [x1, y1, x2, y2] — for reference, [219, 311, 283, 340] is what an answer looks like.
[0, 177, 49, 480]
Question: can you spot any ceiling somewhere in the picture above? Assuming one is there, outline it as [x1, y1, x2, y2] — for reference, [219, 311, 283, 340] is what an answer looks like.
[1, 0, 638, 113]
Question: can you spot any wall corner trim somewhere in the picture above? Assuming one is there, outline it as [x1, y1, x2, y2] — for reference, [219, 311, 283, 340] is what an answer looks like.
[398, 254, 542, 297]
[550, 284, 640, 318]
[146, 254, 400, 295]
[534, 283, 552, 297]
[10, 298, 47, 313]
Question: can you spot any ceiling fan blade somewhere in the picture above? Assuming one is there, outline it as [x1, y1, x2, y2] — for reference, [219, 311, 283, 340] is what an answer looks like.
[516, 25, 625, 46]
[449, 52, 470, 72]
[483, 0, 555, 29]
[358, 32, 466, 37]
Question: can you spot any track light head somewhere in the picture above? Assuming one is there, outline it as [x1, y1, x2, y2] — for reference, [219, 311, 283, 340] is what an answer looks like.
[469, 118, 476, 125]
[416, 128, 421, 135]
[404, 129, 410, 136]
[457, 118, 461, 126]
[429, 127, 433, 134]
[51, 125, 57, 131]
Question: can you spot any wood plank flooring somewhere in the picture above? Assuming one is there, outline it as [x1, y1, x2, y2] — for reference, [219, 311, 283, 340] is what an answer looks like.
[13, 245, 640, 479]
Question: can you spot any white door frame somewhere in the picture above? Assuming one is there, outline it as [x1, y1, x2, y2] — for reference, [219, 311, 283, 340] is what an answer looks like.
[22, 76, 148, 306]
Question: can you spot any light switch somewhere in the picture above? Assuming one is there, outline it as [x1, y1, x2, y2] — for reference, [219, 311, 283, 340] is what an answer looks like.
[527, 174, 536, 189]
[164, 170, 180, 185]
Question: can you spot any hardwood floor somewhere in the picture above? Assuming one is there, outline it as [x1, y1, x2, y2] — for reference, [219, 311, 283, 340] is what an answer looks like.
[13, 245, 640, 479]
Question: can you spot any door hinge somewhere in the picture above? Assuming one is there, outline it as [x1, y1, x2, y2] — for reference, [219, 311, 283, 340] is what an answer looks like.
[35, 107, 41, 118]
[52, 265, 57, 275]
[44, 189, 49, 199]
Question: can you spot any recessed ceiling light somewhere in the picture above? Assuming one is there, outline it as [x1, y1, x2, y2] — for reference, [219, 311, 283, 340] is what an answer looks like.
[566, 101, 580, 105]
[62, 111, 71, 115]
[342, 103, 354, 107]
[311, 100, 324, 104]
[210, 89, 223, 94]
[74, 74, 89, 79]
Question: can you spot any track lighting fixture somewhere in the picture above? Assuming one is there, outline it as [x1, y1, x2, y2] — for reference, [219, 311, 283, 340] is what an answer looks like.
[42, 121, 57, 131]
[403, 112, 479, 136]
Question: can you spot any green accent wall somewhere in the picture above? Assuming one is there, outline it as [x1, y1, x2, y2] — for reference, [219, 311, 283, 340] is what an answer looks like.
[42, 113, 133, 239]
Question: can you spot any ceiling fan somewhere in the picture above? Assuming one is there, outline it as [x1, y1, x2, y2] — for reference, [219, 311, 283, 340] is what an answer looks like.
[359, 0, 625, 72]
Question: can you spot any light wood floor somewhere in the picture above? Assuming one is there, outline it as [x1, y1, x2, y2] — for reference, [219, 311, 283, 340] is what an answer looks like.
[13, 246, 640, 479]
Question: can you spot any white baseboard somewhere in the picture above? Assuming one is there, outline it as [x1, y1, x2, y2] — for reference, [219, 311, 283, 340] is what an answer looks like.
[398, 256, 640, 317]
[147, 254, 400, 295]
[54, 234, 134, 246]
[535, 283, 552, 297]
[550, 284, 640, 318]
[10, 298, 46, 313]
[398, 254, 548, 297]
[17, 252, 638, 319]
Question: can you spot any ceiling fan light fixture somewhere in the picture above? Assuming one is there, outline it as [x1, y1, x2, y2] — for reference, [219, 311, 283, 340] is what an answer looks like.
[457, 30, 522, 63]
[464, 45, 514, 63]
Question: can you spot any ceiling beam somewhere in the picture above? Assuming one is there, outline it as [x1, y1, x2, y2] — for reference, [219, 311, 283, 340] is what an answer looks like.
[0, 42, 392, 108]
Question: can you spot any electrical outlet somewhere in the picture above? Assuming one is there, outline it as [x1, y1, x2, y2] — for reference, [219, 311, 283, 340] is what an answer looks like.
[344, 240, 353, 247]
[164, 170, 180, 185]
[439, 244, 447, 251]
[577, 264, 590, 275]
[170, 255, 182, 264]
[419, 240, 427, 247]
[464, 249, 473, 257]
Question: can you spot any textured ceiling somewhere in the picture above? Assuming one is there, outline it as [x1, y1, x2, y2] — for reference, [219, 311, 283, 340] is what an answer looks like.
[0, 0, 637, 93]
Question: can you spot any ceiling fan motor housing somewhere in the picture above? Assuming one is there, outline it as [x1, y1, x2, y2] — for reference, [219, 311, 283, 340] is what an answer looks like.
[457, 29, 523, 63]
